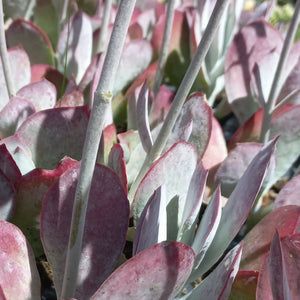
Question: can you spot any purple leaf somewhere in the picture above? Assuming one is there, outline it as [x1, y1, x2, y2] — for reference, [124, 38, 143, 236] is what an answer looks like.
[0, 96, 35, 138]
[240, 205, 300, 271]
[198, 138, 278, 275]
[92, 241, 195, 299]
[56, 88, 85, 107]
[191, 185, 222, 275]
[177, 162, 208, 245]
[0, 220, 41, 299]
[133, 185, 166, 255]
[16, 106, 89, 169]
[165, 92, 212, 158]
[0, 46, 31, 110]
[215, 142, 276, 197]
[108, 143, 128, 194]
[0, 169, 16, 220]
[41, 162, 129, 299]
[133, 141, 197, 236]
[57, 11, 93, 82]
[11, 157, 78, 257]
[225, 20, 283, 123]
[273, 174, 300, 209]
[0, 144, 21, 185]
[187, 243, 243, 300]
[269, 231, 292, 300]
[6, 19, 54, 66]
[16, 79, 57, 111]
[136, 82, 153, 153]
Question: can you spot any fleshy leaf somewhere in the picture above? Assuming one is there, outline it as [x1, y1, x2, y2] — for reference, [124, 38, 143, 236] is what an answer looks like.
[215, 142, 276, 197]
[133, 141, 197, 236]
[177, 162, 208, 245]
[0, 169, 16, 220]
[0, 220, 41, 299]
[185, 243, 243, 300]
[229, 270, 259, 300]
[3, 0, 29, 19]
[0, 97, 35, 138]
[91, 241, 195, 300]
[6, 19, 54, 66]
[133, 186, 167, 255]
[273, 174, 300, 209]
[165, 92, 212, 158]
[16, 106, 89, 169]
[108, 143, 128, 194]
[57, 11, 93, 82]
[11, 157, 78, 257]
[136, 82, 153, 153]
[225, 20, 283, 123]
[41, 163, 129, 299]
[240, 205, 300, 271]
[197, 138, 277, 275]
[0, 47, 31, 110]
[16, 79, 57, 111]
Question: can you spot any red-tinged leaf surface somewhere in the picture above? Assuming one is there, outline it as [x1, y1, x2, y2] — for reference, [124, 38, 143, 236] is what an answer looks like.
[202, 116, 227, 187]
[92, 241, 195, 300]
[225, 20, 283, 123]
[133, 141, 197, 235]
[98, 124, 117, 165]
[6, 19, 54, 66]
[0, 169, 16, 220]
[108, 144, 128, 194]
[270, 105, 300, 185]
[240, 205, 300, 271]
[117, 129, 140, 153]
[0, 144, 21, 185]
[0, 220, 41, 299]
[0, 135, 35, 175]
[11, 157, 78, 257]
[273, 174, 300, 209]
[31, 64, 65, 97]
[229, 270, 259, 300]
[41, 163, 129, 299]
[149, 84, 175, 128]
[16, 79, 57, 111]
[113, 39, 153, 95]
[133, 186, 167, 255]
[56, 88, 85, 107]
[198, 138, 277, 276]
[187, 243, 243, 300]
[190, 186, 222, 278]
[16, 106, 89, 169]
[57, 11, 93, 82]
[151, 9, 190, 87]
[0, 46, 31, 110]
[0, 96, 35, 138]
[268, 231, 291, 300]
[165, 92, 212, 158]
[178, 162, 208, 245]
[215, 142, 276, 197]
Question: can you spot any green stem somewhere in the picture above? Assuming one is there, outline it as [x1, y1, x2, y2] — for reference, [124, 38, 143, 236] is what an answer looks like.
[0, 0, 16, 97]
[96, 0, 113, 54]
[60, 1, 136, 298]
[152, 0, 175, 97]
[260, 0, 300, 143]
[128, 0, 229, 202]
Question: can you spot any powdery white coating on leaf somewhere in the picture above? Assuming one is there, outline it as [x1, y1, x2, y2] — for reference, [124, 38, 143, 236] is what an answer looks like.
[92, 241, 195, 300]
[0, 170, 16, 220]
[0, 220, 41, 299]
[41, 163, 129, 299]
[16, 106, 89, 170]
[57, 11, 93, 82]
[0, 46, 31, 110]
[133, 141, 197, 229]
[16, 79, 57, 111]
